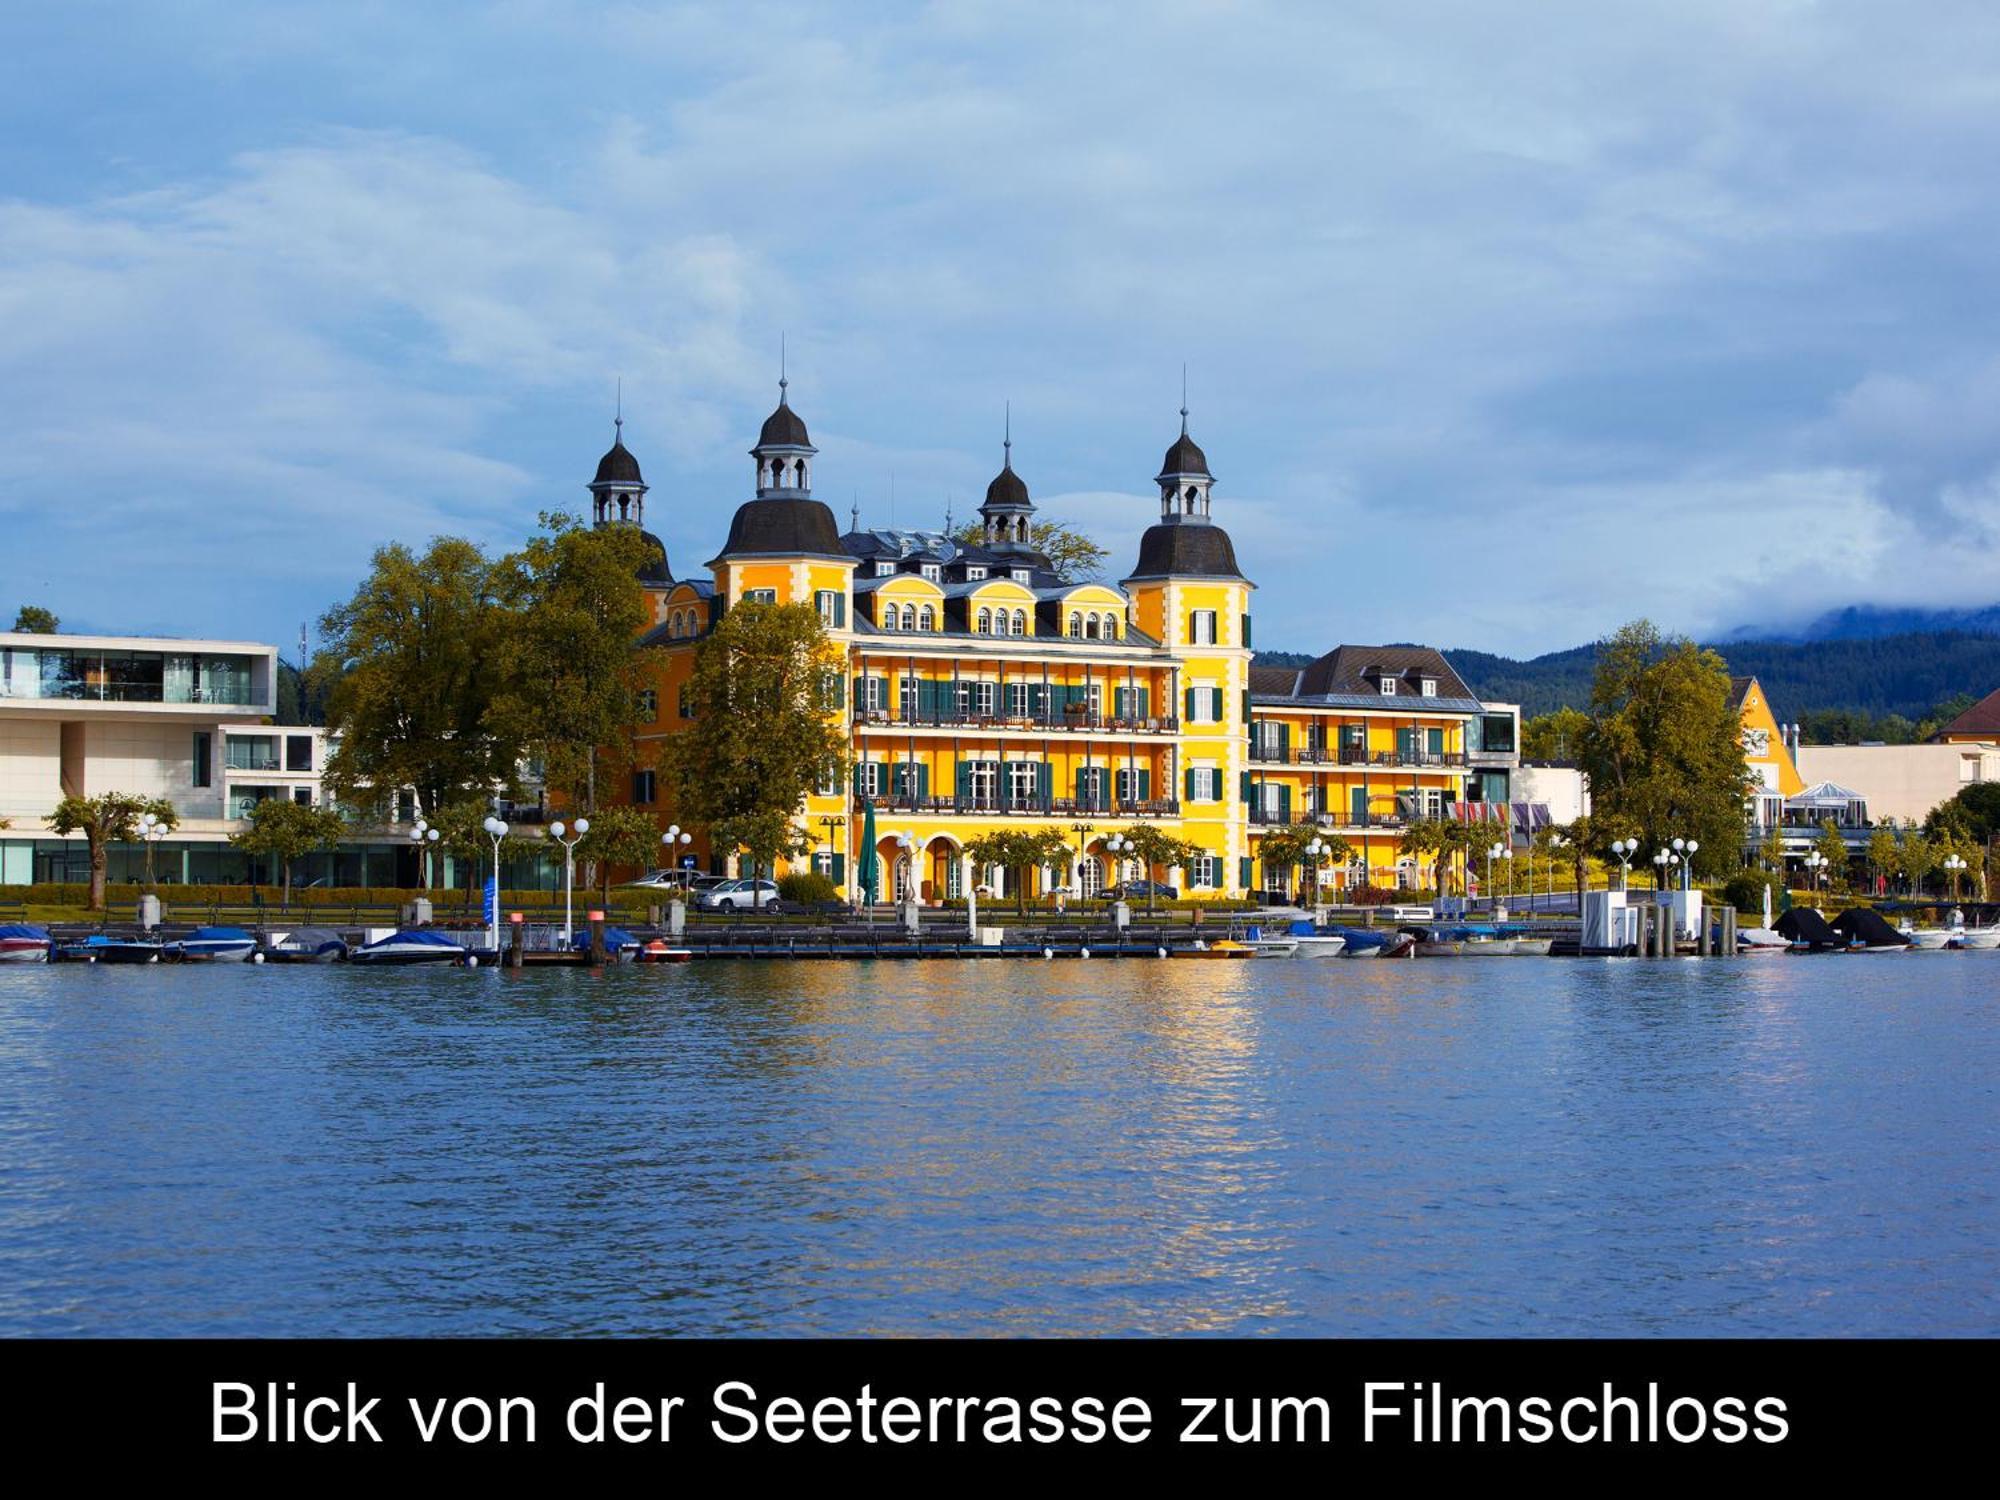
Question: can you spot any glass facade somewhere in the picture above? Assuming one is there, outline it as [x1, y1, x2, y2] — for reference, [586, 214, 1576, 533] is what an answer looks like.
[225, 735, 280, 771]
[0, 646, 259, 705]
[5, 839, 566, 892]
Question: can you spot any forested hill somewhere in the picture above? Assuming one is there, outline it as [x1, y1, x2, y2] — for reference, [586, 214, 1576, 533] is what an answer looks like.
[1257, 630, 2000, 724]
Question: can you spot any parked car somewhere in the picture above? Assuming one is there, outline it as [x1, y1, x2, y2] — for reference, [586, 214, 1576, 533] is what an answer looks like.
[1105, 880, 1177, 902]
[696, 878, 780, 911]
[622, 870, 727, 895]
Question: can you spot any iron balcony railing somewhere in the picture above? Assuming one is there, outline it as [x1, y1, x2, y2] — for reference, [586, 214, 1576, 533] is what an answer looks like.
[863, 794, 1181, 819]
[1245, 744, 1468, 769]
[856, 709, 1179, 734]
[1250, 807, 1414, 830]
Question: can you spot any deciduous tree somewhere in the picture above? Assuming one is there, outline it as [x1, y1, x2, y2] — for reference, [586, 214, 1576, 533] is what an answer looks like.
[11, 605, 57, 632]
[964, 828, 1074, 915]
[315, 537, 519, 821]
[230, 799, 347, 905]
[658, 601, 848, 887]
[1577, 620, 1754, 880]
[45, 792, 177, 909]
[951, 518, 1109, 582]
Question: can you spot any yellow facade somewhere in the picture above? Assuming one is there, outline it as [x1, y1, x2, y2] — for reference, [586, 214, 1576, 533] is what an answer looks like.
[1734, 677, 1805, 798]
[602, 392, 1513, 903]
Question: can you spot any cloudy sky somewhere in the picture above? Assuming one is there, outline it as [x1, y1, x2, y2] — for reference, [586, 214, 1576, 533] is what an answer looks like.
[6, 1, 2000, 657]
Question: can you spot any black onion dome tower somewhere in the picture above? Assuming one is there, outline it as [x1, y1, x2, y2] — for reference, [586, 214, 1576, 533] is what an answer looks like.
[1125, 399, 1246, 581]
[588, 412, 672, 586]
[979, 405, 1036, 552]
[710, 377, 847, 561]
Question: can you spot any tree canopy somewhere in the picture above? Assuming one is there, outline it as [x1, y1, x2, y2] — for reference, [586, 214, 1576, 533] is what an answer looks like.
[658, 600, 848, 882]
[314, 536, 520, 823]
[46, 792, 178, 909]
[1576, 621, 1753, 880]
[489, 512, 662, 811]
[11, 605, 58, 633]
[230, 798, 347, 903]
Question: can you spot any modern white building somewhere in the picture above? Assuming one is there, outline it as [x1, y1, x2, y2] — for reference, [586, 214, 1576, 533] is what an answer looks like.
[0, 630, 359, 885]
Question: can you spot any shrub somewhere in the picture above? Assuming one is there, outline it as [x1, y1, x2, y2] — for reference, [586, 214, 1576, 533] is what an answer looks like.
[1721, 869, 1781, 916]
[777, 870, 840, 904]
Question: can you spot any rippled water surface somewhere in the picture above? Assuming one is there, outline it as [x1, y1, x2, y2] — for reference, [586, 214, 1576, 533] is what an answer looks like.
[0, 956, 1992, 1337]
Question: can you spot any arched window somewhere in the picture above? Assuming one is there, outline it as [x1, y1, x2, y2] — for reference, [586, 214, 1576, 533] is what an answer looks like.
[977, 608, 991, 634]
[1068, 612, 1081, 637]
[900, 603, 916, 631]
[881, 602, 898, 630]
[1084, 614, 1100, 639]
[919, 606, 935, 632]
[1103, 616, 1117, 640]
[1012, 610, 1026, 636]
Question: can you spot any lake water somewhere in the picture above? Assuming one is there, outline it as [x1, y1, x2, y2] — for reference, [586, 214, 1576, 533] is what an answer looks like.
[0, 955, 1992, 1337]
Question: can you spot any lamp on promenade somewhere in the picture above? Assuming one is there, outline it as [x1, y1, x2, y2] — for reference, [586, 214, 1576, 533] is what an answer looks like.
[893, 830, 918, 905]
[1944, 852, 1967, 901]
[136, 810, 168, 887]
[1670, 836, 1699, 893]
[662, 823, 692, 881]
[1546, 833, 1566, 914]
[480, 816, 509, 953]
[547, 817, 588, 943]
[1652, 847, 1670, 891]
[1803, 849, 1827, 898]
[409, 818, 441, 888]
[1610, 838, 1638, 892]
[1304, 835, 1325, 905]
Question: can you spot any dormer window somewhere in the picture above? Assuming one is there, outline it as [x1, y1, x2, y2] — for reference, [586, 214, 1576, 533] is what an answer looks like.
[1420, 678, 1437, 697]
[1011, 568, 1030, 584]
[966, 565, 986, 580]
[875, 561, 895, 577]
[921, 564, 940, 582]
[1380, 677, 1397, 696]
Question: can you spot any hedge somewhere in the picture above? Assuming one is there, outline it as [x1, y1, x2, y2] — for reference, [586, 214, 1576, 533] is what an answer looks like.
[0, 883, 596, 909]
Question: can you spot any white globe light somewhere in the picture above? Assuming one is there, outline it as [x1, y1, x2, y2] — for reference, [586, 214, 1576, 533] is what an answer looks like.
[679, 832, 691, 845]
[549, 821, 565, 838]
[574, 817, 589, 835]
[1686, 840, 1699, 854]
[1672, 837, 1685, 851]
[667, 824, 680, 838]
[494, 821, 507, 837]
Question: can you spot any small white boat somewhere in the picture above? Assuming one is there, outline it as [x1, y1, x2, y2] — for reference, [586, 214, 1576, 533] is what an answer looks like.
[1957, 927, 2000, 950]
[164, 926, 257, 962]
[1508, 936, 1554, 956]
[1251, 937, 1300, 958]
[1901, 927, 1957, 951]
[1736, 927, 1789, 952]
[0, 924, 53, 963]
[350, 929, 467, 965]
[1290, 933, 1348, 958]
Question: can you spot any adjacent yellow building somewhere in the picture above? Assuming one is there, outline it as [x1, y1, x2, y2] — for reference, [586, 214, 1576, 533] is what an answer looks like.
[603, 388, 1517, 901]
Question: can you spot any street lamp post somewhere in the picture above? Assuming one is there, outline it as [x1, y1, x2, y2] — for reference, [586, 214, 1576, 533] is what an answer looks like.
[1610, 838, 1637, 892]
[480, 816, 509, 953]
[1670, 836, 1699, 893]
[1803, 850, 1826, 900]
[409, 818, 441, 888]
[662, 823, 693, 882]
[1304, 836, 1325, 906]
[136, 811, 168, 888]
[1653, 848, 1670, 892]
[1068, 821, 1095, 903]
[1546, 834, 1566, 914]
[894, 831, 917, 906]
[1944, 852, 1968, 903]
[546, 817, 588, 943]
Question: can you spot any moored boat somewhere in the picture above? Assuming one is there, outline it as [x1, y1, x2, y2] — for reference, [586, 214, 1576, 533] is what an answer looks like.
[55, 933, 163, 964]
[637, 939, 692, 964]
[265, 927, 350, 963]
[1335, 926, 1406, 958]
[1957, 927, 2000, 950]
[164, 926, 257, 962]
[1901, 927, 1957, 951]
[350, 929, 467, 965]
[0, 923, 53, 963]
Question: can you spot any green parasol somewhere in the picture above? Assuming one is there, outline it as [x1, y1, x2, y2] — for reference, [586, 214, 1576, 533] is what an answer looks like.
[857, 798, 878, 904]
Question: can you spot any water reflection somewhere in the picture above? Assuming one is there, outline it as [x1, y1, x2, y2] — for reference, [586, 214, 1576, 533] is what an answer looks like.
[0, 955, 1993, 1336]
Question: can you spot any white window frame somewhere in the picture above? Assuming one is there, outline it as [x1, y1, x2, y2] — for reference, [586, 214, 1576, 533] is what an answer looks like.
[1420, 678, 1437, 697]
[1380, 677, 1397, 696]
[1190, 610, 1217, 645]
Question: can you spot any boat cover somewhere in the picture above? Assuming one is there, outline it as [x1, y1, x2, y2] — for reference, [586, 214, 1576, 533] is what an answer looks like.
[0, 924, 52, 942]
[276, 927, 348, 954]
[182, 926, 254, 944]
[571, 926, 641, 951]
[1830, 907, 1912, 948]
[1774, 908, 1840, 947]
[362, 929, 465, 950]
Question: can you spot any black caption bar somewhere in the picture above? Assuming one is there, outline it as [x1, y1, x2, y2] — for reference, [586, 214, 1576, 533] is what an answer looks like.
[3, 1338, 1988, 1473]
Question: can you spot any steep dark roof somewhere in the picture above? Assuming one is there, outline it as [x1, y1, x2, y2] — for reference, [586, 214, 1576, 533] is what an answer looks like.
[635, 530, 671, 586]
[983, 463, 1031, 510]
[1935, 685, 2000, 739]
[1125, 522, 1245, 580]
[1297, 645, 1474, 700]
[1158, 431, 1211, 478]
[709, 498, 846, 562]
[757, 400, 811, 448]
[1728, 675, 1756, 711]
[593, 440, 643, 485]
[1249, 664, 1303, 696]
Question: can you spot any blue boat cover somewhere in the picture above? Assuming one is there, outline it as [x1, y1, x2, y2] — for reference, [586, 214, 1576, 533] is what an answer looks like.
[0, 924, 52, 942]
[364, 929, 464, 949]
[184, 926, 254, 943]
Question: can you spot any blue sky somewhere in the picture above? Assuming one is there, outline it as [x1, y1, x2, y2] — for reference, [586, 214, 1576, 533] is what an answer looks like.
[6, 1, 2000, 657]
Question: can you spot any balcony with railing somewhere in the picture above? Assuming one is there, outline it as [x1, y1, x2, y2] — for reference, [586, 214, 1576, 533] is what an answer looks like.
[856, 707, 1179, 735]
[861, 793, 1182, 819]
[1246, 742, 1467, 769]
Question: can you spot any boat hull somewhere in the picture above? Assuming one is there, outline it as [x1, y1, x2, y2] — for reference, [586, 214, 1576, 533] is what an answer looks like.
[349, 948, 463, 965]
[0, 941, 51, 963]
[1957, 929, 2000, 950]
[1290, 935, 1347, 958]
[166, 941, 257, 962]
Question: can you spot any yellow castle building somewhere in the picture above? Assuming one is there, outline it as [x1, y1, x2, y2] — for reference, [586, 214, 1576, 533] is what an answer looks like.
[600, 384, 1518, 901]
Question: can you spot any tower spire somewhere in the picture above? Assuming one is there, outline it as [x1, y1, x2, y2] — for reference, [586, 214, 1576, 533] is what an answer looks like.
[1003, 400, 1012, 469]
[615, 375, 624, 443]
[1180, 364, 1188, 435]
[779, 333, 788, 406]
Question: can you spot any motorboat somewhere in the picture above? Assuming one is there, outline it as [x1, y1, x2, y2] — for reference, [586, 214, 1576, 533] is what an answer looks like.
[1495, 926, 1554, 956]
[1414, 924, 1516, 956]
[1191, 940, 1255, 959]
[1267, 919, 1346, 958]
[349, 929, 467, 966]
[0, 923, 53, 963]
[264, 927, 350, 963]
[1830, 907, 1912, 953]
[570, 926, 644, 962]
[636, 939, 692, 964]
[55, 933, 163, 964]
[1334, 926, 1410, 958]
[1957, 927, 2000, 951]
[164, 926, 257, 962]
[1735, 927, 1790, 953]
[1901, 927, 1958, 951]
[1251, 936, 1300, 958]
